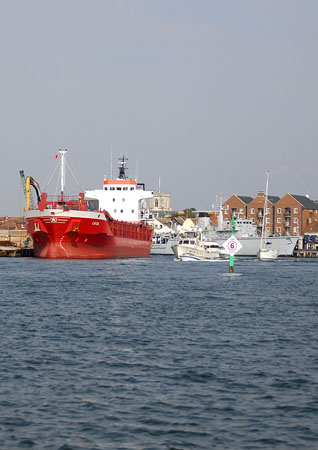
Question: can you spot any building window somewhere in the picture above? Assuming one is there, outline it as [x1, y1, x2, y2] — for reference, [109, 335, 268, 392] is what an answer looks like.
[266, 226, 270, 233]
[266, 207, 270, 214]
[277, 207, 281, 214]
[266, 217, 270, 223]
[294, 226, 298, 233]
[251, 218, 254, 223]
[277, 217, 281, 223]
[277, 227, 281, 233]
[294, 217, 298, 223]
[294, 207, 298, 213]
[155, 199, 159, 208]
[240, 208, 244, 214]
[251, 208, 255, 214]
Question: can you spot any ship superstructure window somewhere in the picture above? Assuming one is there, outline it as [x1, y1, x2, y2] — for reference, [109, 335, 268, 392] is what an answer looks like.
[113, 198, 115, 202]
[131, 209, 134, 213]
[114, 209, 117, 213]
[120, 209, 123, 213]
[110, 187, 115, 191]
[104, 187, 108, 190]
[123, 187, 128, 191]
[117, 187, 121, 190]
[122, 198, 125, 202]
[130, 187, 134, 191]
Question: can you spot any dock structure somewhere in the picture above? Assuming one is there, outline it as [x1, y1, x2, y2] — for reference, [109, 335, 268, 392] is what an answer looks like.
[0, 246, 34, 257]
[293, 249, 318, 258]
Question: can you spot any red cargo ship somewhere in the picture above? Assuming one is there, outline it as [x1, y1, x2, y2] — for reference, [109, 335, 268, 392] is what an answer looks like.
[25, 151, 154, 259]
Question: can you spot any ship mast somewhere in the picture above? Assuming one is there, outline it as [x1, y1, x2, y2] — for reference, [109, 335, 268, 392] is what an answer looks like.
[59, 149, 68, 198]
[118, 155, 128, 179]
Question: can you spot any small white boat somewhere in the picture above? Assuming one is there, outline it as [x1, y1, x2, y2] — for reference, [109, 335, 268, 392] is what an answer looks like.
[258, 171, 278, 261]
[172, 231, 229, 261]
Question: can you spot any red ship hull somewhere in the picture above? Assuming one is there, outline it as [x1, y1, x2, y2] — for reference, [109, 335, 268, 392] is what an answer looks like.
[26, 210, 153, 259]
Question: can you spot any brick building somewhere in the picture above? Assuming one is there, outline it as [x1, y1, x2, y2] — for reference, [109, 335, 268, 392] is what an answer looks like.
[274, 194, 318, 236]
[222, 195, 253, 221]
[222, 192, 318, 236]
[247, 191, 280, 235]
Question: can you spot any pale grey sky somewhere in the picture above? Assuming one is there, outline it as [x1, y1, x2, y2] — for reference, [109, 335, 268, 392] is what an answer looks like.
[1, 0, 317, 216]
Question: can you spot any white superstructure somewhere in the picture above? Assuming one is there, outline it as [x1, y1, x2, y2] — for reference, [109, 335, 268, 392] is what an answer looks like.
[85, 156, 154, 222]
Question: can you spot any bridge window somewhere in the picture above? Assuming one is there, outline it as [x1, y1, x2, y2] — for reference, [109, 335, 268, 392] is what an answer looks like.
[104, 187, 108, 190]
[117, 187, 121, 190]
[130, 187, 134, 191]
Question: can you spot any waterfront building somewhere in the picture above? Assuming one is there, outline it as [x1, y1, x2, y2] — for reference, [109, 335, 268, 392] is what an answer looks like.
[247, 191, 280, 235]
[274, 194, 318, 236]
[222, 192, 318, 236]
[222, 195, 253, 221]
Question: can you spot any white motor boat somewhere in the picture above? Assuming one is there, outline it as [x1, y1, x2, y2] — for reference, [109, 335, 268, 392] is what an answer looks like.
[172, 231, 229, 261]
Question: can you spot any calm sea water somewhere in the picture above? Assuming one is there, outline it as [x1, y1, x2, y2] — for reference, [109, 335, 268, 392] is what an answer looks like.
[0, 256, 317, 449]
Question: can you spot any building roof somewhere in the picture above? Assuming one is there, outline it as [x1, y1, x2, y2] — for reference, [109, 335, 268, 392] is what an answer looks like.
[268, 195, 280, 204]
[236, 195, 253, 204]
[291, 195, 318, 209]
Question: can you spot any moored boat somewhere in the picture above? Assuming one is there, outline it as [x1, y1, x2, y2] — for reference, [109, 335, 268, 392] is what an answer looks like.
[258, 171, 278, 261]
[25, 151, 154, 259]
[172, 231, 229, 261]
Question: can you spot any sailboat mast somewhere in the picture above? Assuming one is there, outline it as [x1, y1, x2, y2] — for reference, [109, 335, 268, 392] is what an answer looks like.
[260, 170, 269, 248]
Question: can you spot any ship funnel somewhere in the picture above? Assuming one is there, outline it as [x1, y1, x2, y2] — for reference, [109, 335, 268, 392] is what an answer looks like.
[197, 212, 210, 230]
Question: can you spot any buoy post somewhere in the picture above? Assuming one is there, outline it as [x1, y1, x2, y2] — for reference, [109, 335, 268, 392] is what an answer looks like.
[229, 255, 234, 273]
[222, 217, 242, 273]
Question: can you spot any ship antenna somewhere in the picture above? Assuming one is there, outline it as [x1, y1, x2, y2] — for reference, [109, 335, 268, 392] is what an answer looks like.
[59, 149, 68, 197]
[110, 144, 113, 179]
[135, 158, 139, 181]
